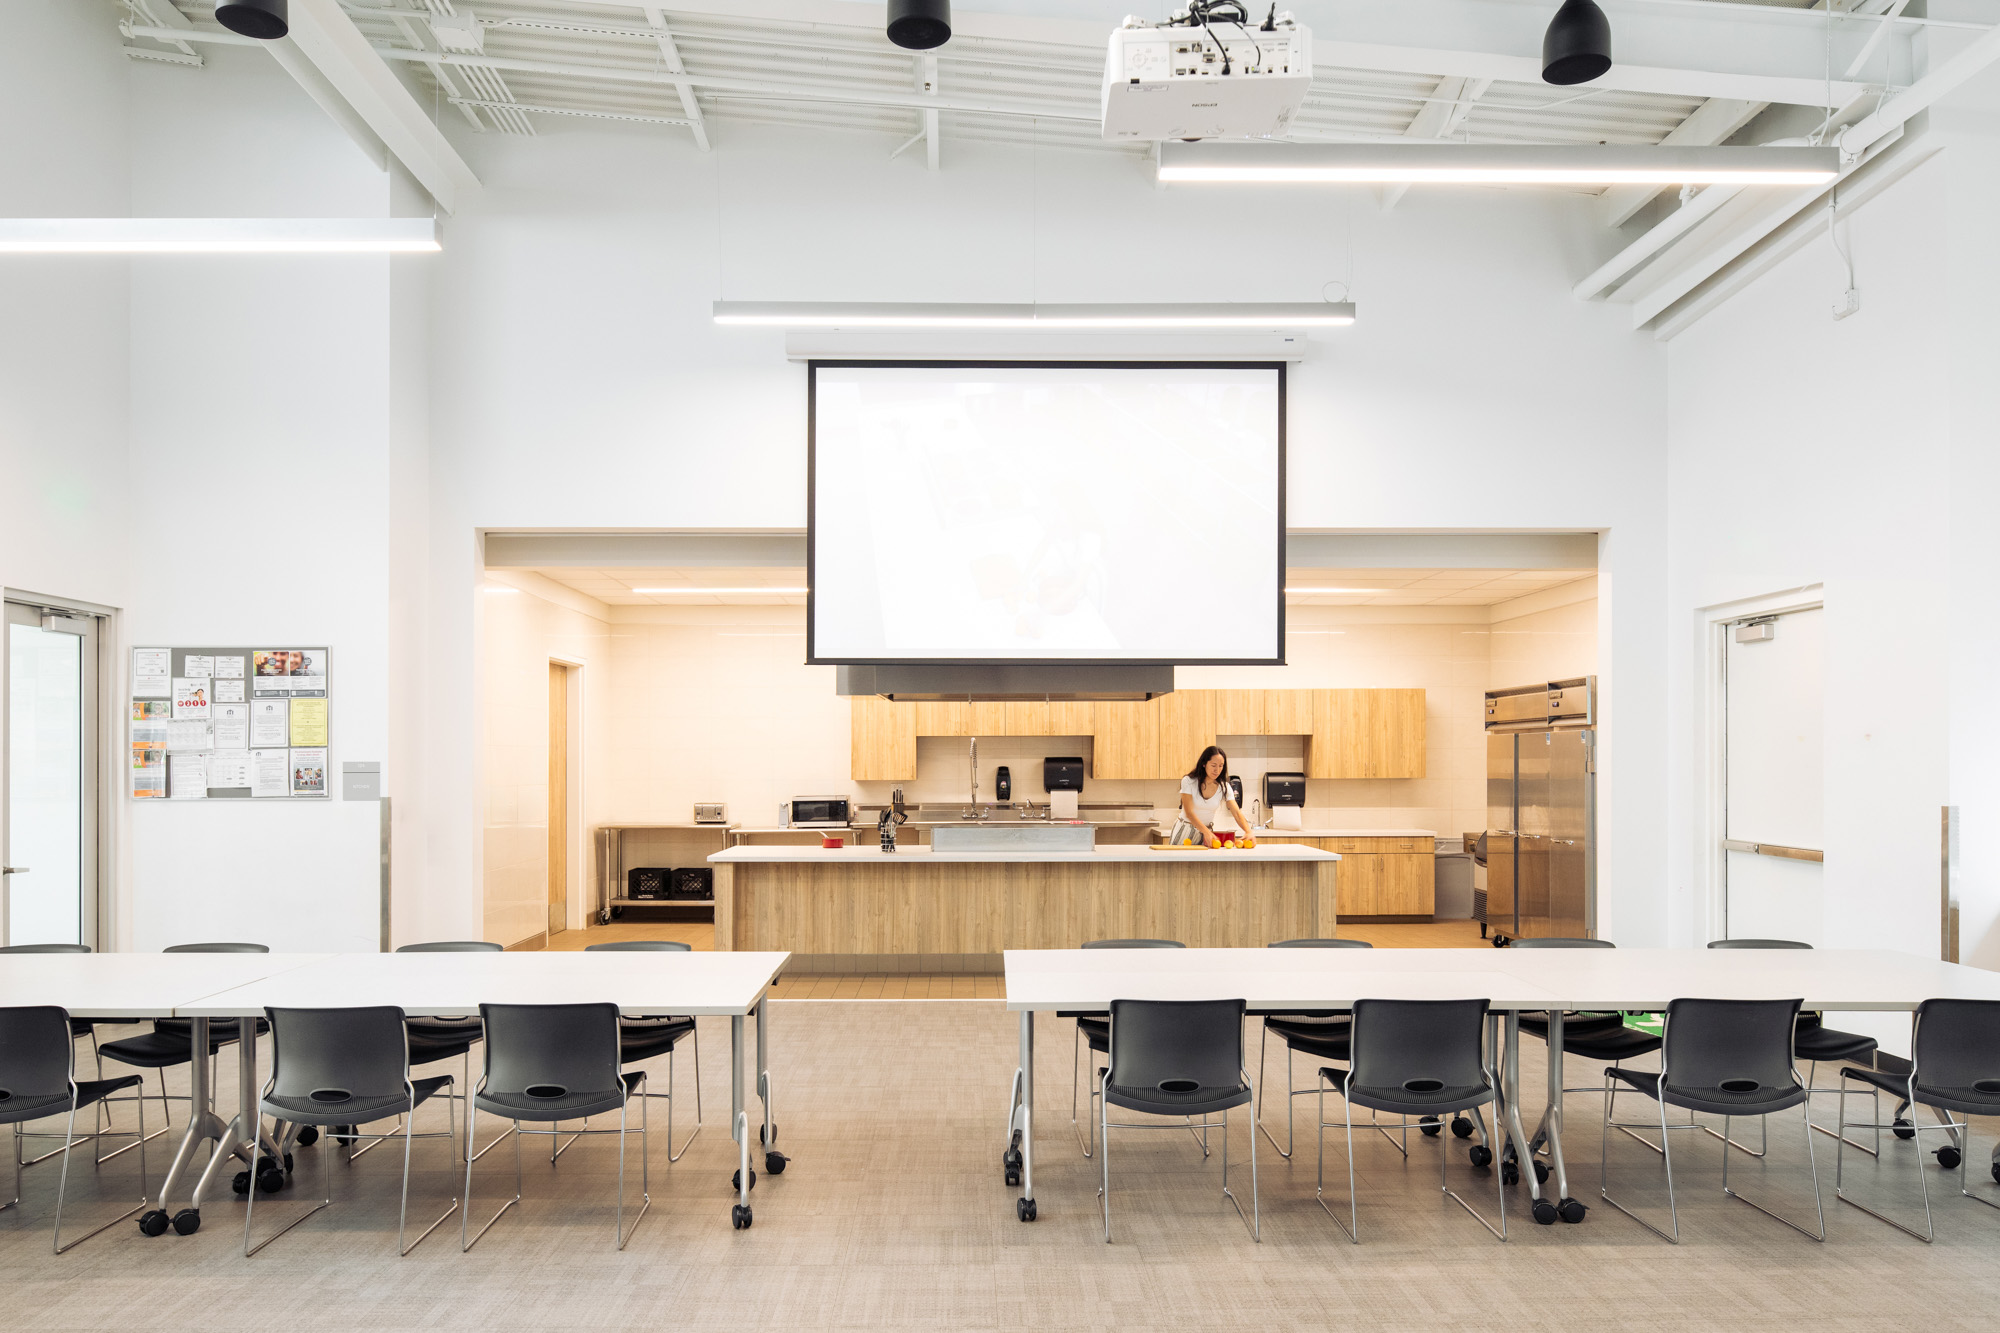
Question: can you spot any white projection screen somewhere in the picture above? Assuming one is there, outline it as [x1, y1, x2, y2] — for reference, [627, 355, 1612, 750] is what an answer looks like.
[809, 361, 1284, 665]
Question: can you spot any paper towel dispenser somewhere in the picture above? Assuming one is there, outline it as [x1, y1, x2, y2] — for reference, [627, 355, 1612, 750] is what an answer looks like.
[1043, 757, 1085, 792]
[1263, 772, 1306, 808]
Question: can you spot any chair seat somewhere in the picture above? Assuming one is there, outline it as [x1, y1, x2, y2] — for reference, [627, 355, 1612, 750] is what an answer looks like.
[263, 1074, 452, 1127]
[0, 1075, 143, 1127]
[1326, 1067, 1495, 1117]
[69, 1018, 95, 1039]
[475, 1070, 645, 1123]
[406, 1031, 479, 1066]
[1075, 1016, 1109, 1054]
[1265, 1017, 1353, 1062]
[1794, 1024, 1877, 1064]
[99, 1026, 237, 1069]
[1841, 1065, 2000, 1117]
[618, 1016, 695, 1064]
[1103, 1079, 1251, 1119]
[1518, 1010, 1627, 1039]
[1607, 1066, 1808, 1117]
[405, 1016, 481, 1042]
[1558, 1025, 1663, 1063]
[154, 1017, 269, 1043]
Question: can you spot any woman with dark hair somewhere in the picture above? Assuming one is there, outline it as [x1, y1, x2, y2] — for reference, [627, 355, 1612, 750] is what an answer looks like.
[1168, 745, 1255, 848]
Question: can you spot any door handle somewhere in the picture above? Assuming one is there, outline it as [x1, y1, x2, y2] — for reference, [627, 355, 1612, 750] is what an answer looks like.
[1, 866, 27, 875]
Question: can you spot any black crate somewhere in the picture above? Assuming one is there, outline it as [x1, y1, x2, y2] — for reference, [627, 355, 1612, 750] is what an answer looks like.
[627, 867, 672, 900]
[668, 867, 714, 901]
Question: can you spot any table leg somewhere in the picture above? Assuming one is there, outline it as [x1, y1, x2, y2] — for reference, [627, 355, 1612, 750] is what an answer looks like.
[1544, 1010, 1582, 1221]
[1010, 1011, 1035, 1221]
[730, 1014, 751, 1229]
[756, 998, 775, 1152]
[1500, 1012, 1550, 1218]
[147, 1018, 235, 1235]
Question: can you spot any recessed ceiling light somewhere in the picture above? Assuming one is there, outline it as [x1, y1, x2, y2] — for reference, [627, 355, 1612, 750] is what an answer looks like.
[630, 587, 810, 595]
[0, 218, 441, 254]
[1285, 587, 1395, 595]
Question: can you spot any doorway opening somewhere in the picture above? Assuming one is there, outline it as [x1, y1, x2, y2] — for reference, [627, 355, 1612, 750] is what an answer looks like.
[3, 598, 105, 948]
[548, 660, 571, 940]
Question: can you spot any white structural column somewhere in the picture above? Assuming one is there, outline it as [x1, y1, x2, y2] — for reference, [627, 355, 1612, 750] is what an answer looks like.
[1380, 74, 1488, 211]
[644, 8, 710, 151]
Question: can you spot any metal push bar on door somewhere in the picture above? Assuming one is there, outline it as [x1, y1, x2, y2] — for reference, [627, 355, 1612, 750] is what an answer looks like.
[1721, 840, 1824, 863]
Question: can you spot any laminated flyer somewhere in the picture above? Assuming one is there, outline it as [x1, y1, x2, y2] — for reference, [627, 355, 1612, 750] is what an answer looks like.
[289, 697, 328, 747]
[131, 747, 166, 798]
[290, 747, 328, 797]
[172, 678, 211, 720]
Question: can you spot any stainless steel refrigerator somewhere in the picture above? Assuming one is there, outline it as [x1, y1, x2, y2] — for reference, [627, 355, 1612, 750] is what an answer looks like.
[1484, 678, 1595, 944]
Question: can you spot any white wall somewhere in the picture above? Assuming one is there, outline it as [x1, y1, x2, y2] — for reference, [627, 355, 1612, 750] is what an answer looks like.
[1488, 579, 1599, 689]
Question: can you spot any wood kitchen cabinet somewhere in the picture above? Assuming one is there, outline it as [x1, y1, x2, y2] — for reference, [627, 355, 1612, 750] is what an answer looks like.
[1002, 700, 1096, 736]
[1090, 699, 1159, 779]
[914, 700, 1009, 736]
[1256, 835, 1435, 917]
[1261, 688, 1314, 736]
[1154, 688, 1216, 777]
[1308, 689, 1427, 779]
[850, 695, 916, 781]
[1211, 688, 1265, 737]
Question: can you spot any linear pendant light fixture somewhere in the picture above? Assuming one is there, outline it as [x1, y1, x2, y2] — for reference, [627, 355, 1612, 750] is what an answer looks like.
[0, 218, 441, 254]
[1156, 141, 1839, 187]
[713, 301, 1354, 328]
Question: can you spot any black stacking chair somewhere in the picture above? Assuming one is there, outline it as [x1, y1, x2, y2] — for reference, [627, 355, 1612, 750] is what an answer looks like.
[1067, 939, 1185, 1159]
[0, 945, 108, 1169]
[97, 942, 271, 1168]
[1318, 997, 1505, 1242]
[1097, 997, 1257, 1243]
[0, 1005, 150, 1252]
[582, 940, 702, 1161]
[1512, 938, 1659, 1187]
[1707, 939, 1881, 1155]
[357, 942, 505, 1165]
[1835, 997, 2000, 1242]
[244, 1006, 459, 1257]
[1599, 997, 1824, 1244]
[462, 1002, 649, 1250]
[1255, 938, 1375, 1159]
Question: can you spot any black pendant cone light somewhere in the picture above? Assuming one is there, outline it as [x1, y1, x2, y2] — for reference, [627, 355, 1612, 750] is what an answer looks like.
[887, 0, 951, 50]
[1541, 0, 1611, 85]
[215, 0, 288, 40]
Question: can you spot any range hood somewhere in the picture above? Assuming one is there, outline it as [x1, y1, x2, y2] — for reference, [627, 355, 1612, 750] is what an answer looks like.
[835, 664, 1173, 702]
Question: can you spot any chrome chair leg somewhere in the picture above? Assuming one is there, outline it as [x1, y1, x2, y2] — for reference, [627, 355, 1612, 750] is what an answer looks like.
[1721, 1102, 1825, 1241]
[51, 1087, 151, 1254]
[461, 1105, 523, 1252]
[1598, 1070, 1683, 1243]
[1314, 1069, 1358, 1242]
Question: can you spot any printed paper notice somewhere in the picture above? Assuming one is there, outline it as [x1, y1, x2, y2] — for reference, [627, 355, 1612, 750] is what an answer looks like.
[250, 698, 288, 748]
[292, 648, 327, 696]
[131, 699, 170, 750]
[214, 678, 245, 704]
[288, 697, 328, 747]
[183, 654, 215, 680]
[209, 752, 253, 790]
[290, 747, 327, 797]
[252, 749, 289, 798]
[172, 678, 211, 720]
[133, 648, 171, 699]
[131, 747, 166, 799]
[170, 753, 209, 800]
[167, 720, 212, 753]
[215, 655, 245, 679]
[253, 651, 293, 695]
[212, 702, 250, 752]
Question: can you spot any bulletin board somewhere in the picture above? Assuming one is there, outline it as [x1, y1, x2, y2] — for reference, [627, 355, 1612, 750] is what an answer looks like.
[128, 646, 330, 800]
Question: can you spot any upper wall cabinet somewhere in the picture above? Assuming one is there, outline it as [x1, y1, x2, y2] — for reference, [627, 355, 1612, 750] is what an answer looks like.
[1307, 689, 1427, 779]
[1090, 700, 1159, 780]
[1003, 700, 1096, 736]
[851, 695, 917, 781]
[914, 700, 1008, 736]
[1154, 689, 1217, 778]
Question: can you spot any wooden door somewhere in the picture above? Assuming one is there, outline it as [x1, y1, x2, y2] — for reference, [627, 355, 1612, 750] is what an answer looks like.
[548, 663, 567, 938]
[1336, 853, 1383, 915]
[1308, 689, 1427, 779]
[850, 695, 916, 780]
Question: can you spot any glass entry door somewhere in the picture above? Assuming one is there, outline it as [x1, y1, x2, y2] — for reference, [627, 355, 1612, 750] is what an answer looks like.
[3, 600, 100, 947]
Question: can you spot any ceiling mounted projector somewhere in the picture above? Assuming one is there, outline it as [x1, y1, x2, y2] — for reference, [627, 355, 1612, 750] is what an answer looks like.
[1102, 9, 1312, 141]
[215, 0, 288, 40]
[887, 0, 951, 50]
[1542, 0, 1612, 86]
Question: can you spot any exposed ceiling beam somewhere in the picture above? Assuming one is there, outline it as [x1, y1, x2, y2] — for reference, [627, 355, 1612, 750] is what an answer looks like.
[267, 36, 391, 172]
[1381, 75, 1488, 210]
[284, 0, 481, 213]
[1597, 97, 1764, 228]
[1844, 0, 1914, 80]
[643, 7, 710, 151]
[125, 0, 198, 59]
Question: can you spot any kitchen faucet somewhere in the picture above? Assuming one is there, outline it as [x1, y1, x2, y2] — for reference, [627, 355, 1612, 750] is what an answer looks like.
[963, 735, 981, 819]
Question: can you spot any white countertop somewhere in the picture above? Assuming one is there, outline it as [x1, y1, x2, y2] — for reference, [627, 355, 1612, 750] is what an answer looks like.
[1246, 828, 1437, 838]
[710, 844, 1338, 865]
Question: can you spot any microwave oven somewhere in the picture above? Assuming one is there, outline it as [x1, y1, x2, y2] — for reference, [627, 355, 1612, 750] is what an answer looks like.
[787, 796, 852, 828]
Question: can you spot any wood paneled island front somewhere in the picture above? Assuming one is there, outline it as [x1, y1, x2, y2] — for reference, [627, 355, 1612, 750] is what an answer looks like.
[707, 844, 1342, 973]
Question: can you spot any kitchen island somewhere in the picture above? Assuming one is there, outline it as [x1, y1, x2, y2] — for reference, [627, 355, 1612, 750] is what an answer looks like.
[708, 843, 1342, 973]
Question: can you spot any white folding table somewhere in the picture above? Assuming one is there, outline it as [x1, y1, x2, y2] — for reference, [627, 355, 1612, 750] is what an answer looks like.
[1001, 946, 2000, 1227]
[0, 950, 335, 1234]
[181, 950, 792, 1229]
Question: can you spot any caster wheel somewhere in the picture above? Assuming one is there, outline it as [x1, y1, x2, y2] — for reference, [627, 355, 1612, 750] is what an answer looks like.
[1534, 1160, 1550, 1185]
[1893, 1118, 1915, 1140]
[1558, 1197, 1589, 1224]
[1005, 1171, 1020, 1187]
[295, 1126, 318, 1147]
[732, 1168, 757, 1192]
[731, 1204, 752, 1230]
[1502, 1164, 1520, 1187]
[282, 1152, 294, 1173]
[232, 1171, 251, 1196]
[171, 1209, 201, 1236]
[765, 1151, 788, 1176]
[758, 1123, 779, 1146]
[1936, 1146, 1962, 1170]
[138, 1210, 170, 1237]
[257, 1168, 286, 1194]
[1017, 1197, 1037, 1222]
[1468, 1144, 1493, 1169]
[1990, 1161, 2000, 1185]
[1002, 1147, 1023, 1174]
[611, 906, 625, 921]
[1532, 1199, 1559, 1226]
[1419, 1116, 1442, 1139]
[1451, 1116, 1474, 1140]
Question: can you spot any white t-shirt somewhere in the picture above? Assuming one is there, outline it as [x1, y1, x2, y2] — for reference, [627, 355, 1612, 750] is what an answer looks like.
[1179, 775, 1231, 828]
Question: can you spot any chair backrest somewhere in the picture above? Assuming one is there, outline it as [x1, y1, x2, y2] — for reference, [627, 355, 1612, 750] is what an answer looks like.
[265, 1007, 412, 1105]
[1349, 999, 1491, 1092]
[1269, 938, 1373, 949]
[164, 942, 269, 953]
[1909, 999, 2000, 1093]
[1660, 998, 1802, 1094]
[0, 943, 91, 954]
[396, 941, 503, 952]
[1509, 938, 1614, 949]
[583, 940, 692, 952]
[0, 1006, 76, 1101]
[1706, 939, 1811, 950]
[1083, 939, 1184, 949]
[1105, 998, 1245, 1093]
[478, 1003, 622, 1101]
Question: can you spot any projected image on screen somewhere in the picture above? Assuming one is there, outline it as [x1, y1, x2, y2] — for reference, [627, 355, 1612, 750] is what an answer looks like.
[810, 363, 1283, 664]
